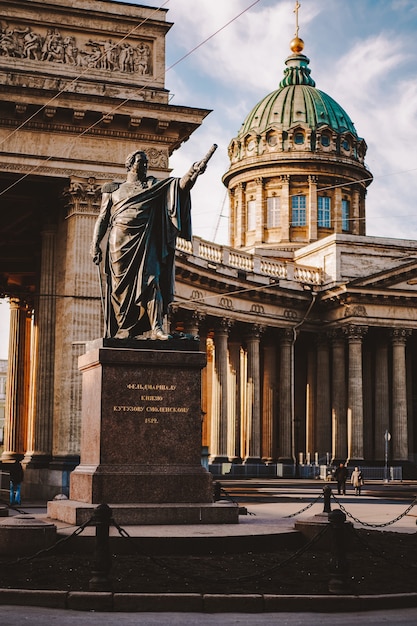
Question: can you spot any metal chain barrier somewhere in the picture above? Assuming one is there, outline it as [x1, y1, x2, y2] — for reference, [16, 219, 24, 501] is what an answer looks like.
[350, 525, 417, 571]
[283, 492, 323, 518]
[331, 492, 417, 528]
[0, 514, 96, 566]
[218, 484, 256, 516]
[110, 514, 330, 585]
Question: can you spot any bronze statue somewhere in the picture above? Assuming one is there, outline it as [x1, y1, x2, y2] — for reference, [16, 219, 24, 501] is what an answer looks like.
[90, 146, 216, 340]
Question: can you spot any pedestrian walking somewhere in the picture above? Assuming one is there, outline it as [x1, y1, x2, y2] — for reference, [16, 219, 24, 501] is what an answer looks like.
[333, 463, 348, 495]
[351, 466, 364, 496]
[9, 459, 24, 505]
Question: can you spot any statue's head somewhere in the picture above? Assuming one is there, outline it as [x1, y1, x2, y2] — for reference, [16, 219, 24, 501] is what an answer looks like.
[125, 150, 148, 172]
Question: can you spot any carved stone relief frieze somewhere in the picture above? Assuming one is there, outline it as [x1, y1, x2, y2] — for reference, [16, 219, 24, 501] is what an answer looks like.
[0, 22, 153, 76]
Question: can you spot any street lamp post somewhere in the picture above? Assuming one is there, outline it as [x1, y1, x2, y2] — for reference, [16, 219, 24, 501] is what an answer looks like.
[384, 429, 391, 482]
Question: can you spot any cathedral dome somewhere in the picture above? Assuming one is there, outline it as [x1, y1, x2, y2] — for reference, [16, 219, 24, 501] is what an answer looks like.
[223, 38, 372, 253]
[227, 47, 367, 166]
[240, 56, 357, 139]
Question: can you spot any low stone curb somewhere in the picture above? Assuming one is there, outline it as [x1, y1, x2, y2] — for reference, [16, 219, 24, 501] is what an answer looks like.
[1, 589, 417, 612]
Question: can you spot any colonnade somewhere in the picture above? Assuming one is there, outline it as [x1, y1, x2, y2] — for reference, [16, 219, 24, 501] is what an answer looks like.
[178, 316, 414, 465]
[2, 304, 414, 477]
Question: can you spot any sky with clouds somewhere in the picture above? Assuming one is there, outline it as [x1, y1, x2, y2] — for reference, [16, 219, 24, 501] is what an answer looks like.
[151, 0, 417, 247]
[1, 0, 417, 357]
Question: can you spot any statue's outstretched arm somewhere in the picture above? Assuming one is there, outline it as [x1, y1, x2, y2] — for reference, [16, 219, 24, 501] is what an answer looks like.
[179, 144, 217, 190]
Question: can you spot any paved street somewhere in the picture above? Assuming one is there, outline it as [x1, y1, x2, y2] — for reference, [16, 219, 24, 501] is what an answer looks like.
[2, 605, 417, 625]
[2, 479, 417, 622]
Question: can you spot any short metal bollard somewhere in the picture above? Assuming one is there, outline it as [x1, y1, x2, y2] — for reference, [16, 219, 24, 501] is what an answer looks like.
[89, 503, 113, 592]
[323, 485, 332, 514]
[328, 509, 351, 594]
[213, 481, 221, 501]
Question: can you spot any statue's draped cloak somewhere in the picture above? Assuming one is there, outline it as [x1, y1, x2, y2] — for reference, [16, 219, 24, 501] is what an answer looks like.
[104, 177, 191, 337]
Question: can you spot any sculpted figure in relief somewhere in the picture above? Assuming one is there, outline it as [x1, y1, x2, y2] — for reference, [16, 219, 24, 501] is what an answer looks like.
[90, 146, 217, 340]
[0, 22, 152, 75]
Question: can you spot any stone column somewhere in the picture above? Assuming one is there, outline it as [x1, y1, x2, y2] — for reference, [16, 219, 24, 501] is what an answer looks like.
[183, 309, 205, 340]
[308, 175, 318, 241]
[316, 333, 331, 459]
[363, 347, 373, 459]
[183, 309, 208, 451]
[228, 339, 242, 462]
[374, 338, 389, 459]
[210, 318, 232, 463]
[24, 224, 57, 467]
[1, 299, 31, 461]
[330, 331, 347, 462]
[344, 324, 367, 461]
[244, 324, 263, 463]
[262, 341, 277, 463]
[391, 329, 411, 461]
[279, 328, 293, 461]
[51, 177, 102, 470]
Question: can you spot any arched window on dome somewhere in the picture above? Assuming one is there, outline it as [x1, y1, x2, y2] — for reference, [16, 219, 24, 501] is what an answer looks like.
[291, 195, 306, 226]
[342, 199, 350, 232]
[267, 196, 280, 228]
[318, 195, 331, 228]
[294, 131, 305, 145]
[320, 132, 331, 147]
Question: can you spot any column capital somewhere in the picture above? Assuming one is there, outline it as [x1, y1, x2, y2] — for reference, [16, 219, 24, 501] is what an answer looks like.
[280, 327, 294, 344]
[328, 328, 345, 343]
[246, 323, 265, 340]
[63, 176, 102, 217]
[184, 309, 206, 327]
[343, 324, 368, 341]
[390, 328, 412, 344]
[217, 317, 234, 335]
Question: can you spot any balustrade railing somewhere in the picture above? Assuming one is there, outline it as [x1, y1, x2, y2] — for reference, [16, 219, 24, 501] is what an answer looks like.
[177, 236, 322, 286]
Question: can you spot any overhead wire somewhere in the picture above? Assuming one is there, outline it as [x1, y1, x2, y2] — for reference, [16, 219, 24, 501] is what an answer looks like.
[0, 0, 171, 148]
[0, 0, 262, 198]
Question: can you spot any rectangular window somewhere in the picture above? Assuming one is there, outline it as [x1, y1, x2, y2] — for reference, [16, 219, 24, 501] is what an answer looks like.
[342, 199, 350, 231]
[318, 195, 331, 228]
[247, 199, 256, 231]
[291, 195, 306, 226]
[267, 196, 280, 228]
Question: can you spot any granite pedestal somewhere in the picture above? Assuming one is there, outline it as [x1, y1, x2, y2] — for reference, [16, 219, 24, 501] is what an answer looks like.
[48, 339, 238, 525]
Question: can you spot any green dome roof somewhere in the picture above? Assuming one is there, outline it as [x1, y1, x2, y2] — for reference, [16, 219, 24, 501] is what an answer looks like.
[238, 52, 359, 139]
